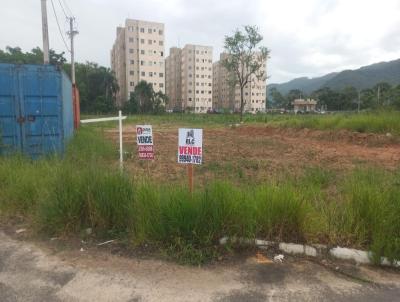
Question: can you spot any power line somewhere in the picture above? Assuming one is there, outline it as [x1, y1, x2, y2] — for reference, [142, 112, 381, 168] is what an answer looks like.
[57, 0, 69, 18]
[62, 0, 73, 16]
[50, 0, 70, 52]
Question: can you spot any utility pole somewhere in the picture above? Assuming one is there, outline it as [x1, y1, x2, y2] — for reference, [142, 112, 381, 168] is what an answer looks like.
[67, 17, 78, 84]
[40, 0, 50, 64]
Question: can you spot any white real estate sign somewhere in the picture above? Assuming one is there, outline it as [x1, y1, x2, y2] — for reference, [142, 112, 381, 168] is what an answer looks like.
[136, 125, 154, 160]
[178, 128, 203, 164]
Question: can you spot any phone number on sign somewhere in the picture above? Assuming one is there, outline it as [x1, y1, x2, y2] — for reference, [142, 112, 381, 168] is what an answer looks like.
[138, 146, 154, 152]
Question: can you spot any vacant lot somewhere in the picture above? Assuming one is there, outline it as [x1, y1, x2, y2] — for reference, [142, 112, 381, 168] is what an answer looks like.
[1, 112, 400, 265]
[107, 123, 400, 185]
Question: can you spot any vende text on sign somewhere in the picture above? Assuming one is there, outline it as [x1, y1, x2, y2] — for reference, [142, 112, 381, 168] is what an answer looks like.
[136, 125, 154, 160]
[178, 128, 203, 164]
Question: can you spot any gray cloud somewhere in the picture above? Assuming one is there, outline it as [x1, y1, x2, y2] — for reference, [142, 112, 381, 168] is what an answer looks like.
[0, 0, 399, 83]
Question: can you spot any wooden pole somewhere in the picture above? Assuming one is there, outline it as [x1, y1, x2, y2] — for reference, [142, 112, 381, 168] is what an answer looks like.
[188, 164, 193, 193]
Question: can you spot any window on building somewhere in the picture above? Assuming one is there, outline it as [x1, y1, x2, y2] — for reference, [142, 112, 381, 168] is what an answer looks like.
[140, 39, 145, 44]
[130, 60, 134, 64]
[149, 72, 153, 77]
[129, 49, 134, 53]
[160, 51, 164, 57]
[141, 71, 145, 76]
[189, 98, 192, 101]
[129, 37, 134, 43]
[196, 90, 199, 93]
[159, 83, 164, 88]
[140, 28, 144, 33]
[130, 82, 134, 86]
[188, 90, 192, 93]
[159, 29, 163, 35]
[148, 28, 152, 33]
[159, 73, 164, 77]
[148, 40, 152, 45]
[140, 50, 145, 54]
[130, 71, 134, 75]
[140, 61, 144, 66]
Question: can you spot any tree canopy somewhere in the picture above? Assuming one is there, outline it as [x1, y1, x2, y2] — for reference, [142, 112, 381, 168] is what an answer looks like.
[222, 26, 270, 121]
[123, 81, 168, 114]
[0, 46, 66, 65]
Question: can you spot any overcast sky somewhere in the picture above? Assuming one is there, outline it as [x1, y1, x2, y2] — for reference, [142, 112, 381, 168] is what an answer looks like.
[1, 0, 400, 83]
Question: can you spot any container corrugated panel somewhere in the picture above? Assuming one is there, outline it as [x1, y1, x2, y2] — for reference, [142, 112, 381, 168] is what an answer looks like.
[0, 63, 74, 158]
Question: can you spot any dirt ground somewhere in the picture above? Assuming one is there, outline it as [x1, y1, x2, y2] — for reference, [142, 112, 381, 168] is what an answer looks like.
[2, 229, 400, 302]
[106, 125, 400, 185]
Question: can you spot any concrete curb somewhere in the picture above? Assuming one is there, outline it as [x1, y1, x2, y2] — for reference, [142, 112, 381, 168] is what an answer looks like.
[219, 237, 400, 268]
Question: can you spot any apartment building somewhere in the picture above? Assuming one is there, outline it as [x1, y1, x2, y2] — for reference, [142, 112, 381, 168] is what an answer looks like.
[212, 53, 267, 113]
[165, 47, 182, 111]
[165, 44, 213, 113]
[111, 19, 165, 107]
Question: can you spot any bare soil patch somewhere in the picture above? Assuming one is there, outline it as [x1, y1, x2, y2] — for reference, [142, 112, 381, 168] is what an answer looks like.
[105, 125, 400, 185]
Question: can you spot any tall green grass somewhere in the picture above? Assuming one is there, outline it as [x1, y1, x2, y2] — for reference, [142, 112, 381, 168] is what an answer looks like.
[269, 111, 400, 135]
[1, 127, 400, 265]
[82, 111, 400, 135]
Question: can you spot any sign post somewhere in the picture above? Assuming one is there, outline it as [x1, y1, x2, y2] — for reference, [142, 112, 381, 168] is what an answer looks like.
[80, 110, 127, 172]
[178, 128, 203, 192]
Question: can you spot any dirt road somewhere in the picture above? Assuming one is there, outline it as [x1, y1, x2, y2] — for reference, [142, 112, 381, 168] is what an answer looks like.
[1, 231, 400, 302]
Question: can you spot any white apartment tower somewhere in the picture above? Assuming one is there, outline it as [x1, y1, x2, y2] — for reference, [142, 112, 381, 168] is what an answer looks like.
[165, 47, 182, 111]
[111, 19, 165, 107]
[165, 45, 213, 113]
[212, 53, 267, 113]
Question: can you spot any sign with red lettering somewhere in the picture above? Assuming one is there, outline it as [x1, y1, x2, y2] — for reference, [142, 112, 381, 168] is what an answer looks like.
[178, 128, 203, 164]
[136, 125, 154, 160]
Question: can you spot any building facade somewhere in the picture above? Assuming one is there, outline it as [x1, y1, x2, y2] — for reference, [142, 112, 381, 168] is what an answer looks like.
[111, 19, 165, 107]
[212, 53, 267, 113]
[292, 99, 317, 113]
[165, 44, 213, 113]
[165, 47, 182, 111]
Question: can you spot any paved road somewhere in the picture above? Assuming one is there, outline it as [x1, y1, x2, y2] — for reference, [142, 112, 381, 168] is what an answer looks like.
[1, 231, 400, 302]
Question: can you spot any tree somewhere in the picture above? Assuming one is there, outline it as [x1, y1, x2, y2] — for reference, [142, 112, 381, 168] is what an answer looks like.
[221, 26, 270, 122]
[286, 89, 304, 109]
[268, 87, 286, 108]
[123, 81, 168, 114]
[63, 62, 118, 114]
[0, 46, 66, 65]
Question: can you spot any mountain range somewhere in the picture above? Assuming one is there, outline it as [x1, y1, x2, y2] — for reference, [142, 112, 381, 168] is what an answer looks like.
[268, 58, 400, 95]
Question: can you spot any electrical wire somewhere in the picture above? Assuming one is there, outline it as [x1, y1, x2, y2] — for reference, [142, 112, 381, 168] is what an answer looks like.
[50, 0, 71, 53]
[57, 0, 69, 18]
[62, 0, 73, 17]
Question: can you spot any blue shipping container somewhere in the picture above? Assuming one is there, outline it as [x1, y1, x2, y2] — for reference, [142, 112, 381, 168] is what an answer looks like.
[0, 64, 73, 158]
